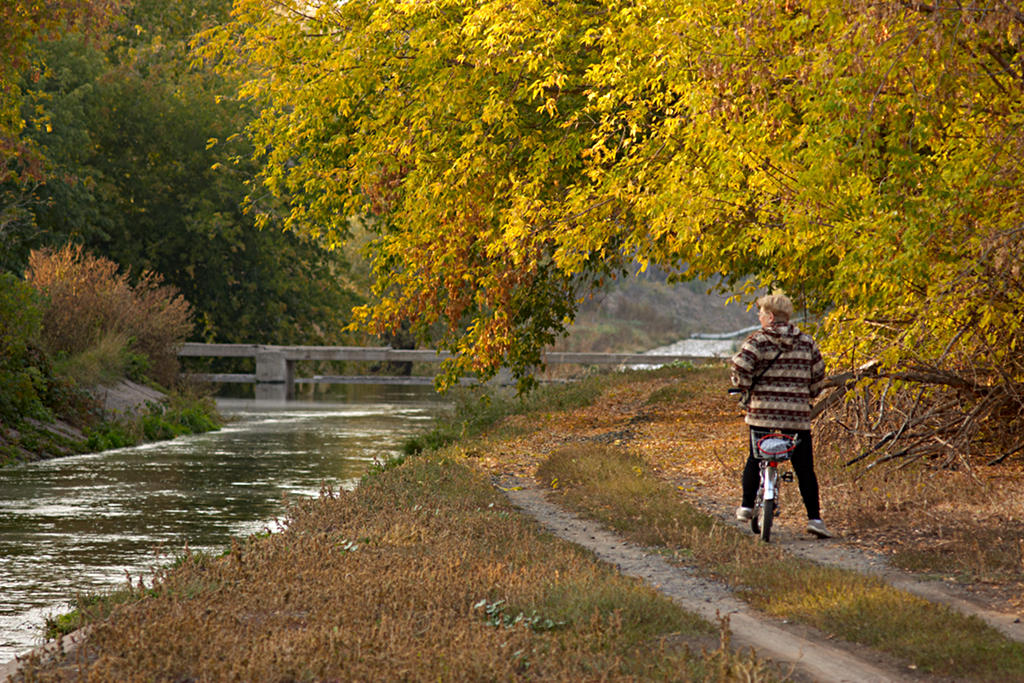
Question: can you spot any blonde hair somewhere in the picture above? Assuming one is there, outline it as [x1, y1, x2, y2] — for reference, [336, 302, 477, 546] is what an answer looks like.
[757, 293, 793, 322]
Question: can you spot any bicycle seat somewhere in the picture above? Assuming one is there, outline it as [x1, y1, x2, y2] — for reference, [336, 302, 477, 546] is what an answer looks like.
[753, 433, 798, 460]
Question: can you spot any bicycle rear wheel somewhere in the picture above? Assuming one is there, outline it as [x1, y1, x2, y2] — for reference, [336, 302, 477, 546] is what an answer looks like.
[759, 499, 774, 542]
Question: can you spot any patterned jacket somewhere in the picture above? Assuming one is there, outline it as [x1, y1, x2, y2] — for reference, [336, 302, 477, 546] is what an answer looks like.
[730, 322, 825, 431]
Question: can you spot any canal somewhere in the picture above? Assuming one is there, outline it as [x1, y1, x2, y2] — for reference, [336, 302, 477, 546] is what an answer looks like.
[0, 384, 447, 664]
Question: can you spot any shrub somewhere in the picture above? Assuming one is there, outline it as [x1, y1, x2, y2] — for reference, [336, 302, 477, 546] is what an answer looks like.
[139, 393, 219, 440]
[162, 392, 219, 434]
[84, 391, 219, 452]
[26, 245, 193, 387]
[85, 420, 135, 451]
[0, 273, 49, 423]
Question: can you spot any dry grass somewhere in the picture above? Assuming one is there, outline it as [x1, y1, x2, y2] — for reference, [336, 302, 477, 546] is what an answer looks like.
[815, 442, 1024, 587]
[49, 331, 133, 387]
[537, 444, 1024, 679]
[439, 363, 1024, 604]
[454, 362, 1024, 676]
[18, 454, 782, 681]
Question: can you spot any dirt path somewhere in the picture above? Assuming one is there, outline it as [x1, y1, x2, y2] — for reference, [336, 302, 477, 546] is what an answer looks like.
[472, 368, 1024, 679]
[496, 473, 1023, 682]
[676, 474, 1024, 645]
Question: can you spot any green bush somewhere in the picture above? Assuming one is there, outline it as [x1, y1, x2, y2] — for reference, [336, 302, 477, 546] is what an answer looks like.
[141, 411, 188, 441]
[163, 393, 219, 433]
[85, 421, 135, 451]
[0, 273, 49, 423]
[84, 392, 220, 452]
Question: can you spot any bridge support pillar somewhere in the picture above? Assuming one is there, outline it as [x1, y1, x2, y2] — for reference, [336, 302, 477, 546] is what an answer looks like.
[255, 350, 295, 401]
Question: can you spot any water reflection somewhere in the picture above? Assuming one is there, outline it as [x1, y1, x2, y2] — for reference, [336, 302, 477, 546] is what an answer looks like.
[0, 385, 445, 663]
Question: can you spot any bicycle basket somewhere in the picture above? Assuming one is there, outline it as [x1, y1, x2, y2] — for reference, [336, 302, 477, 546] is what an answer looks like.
[752, 431, 798, 460]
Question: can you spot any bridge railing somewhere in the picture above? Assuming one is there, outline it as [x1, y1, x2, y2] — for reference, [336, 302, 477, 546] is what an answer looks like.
[178, 342, 713, 398]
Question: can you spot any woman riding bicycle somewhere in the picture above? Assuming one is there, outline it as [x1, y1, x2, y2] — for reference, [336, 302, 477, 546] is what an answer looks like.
[730, 293, 832, 539]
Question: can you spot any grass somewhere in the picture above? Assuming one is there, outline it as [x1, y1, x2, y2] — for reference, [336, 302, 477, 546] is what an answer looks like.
[83, 390, 220, 451]
[815, 449, 1024, 584]
[50, 331, 141, 387]
[645, 379, 696, 405]
[401, 367, 664, 455]
[537, 444, 1024, 679]
[21, 454, 783, 681]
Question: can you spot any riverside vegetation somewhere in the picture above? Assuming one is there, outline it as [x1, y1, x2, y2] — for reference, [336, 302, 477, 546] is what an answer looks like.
[23, 363, 1024, 680]
[0, 245, 219, 466]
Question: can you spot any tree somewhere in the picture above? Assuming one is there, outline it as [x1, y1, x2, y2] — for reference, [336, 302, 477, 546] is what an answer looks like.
[0, 0, 125, 264]
[209, 1, 1024, 461]
[10, 0, 363, 344]
[1, 0, 123, 165]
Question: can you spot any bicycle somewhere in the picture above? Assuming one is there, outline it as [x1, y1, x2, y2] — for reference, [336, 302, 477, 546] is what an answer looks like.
[748, 429, 798, 542]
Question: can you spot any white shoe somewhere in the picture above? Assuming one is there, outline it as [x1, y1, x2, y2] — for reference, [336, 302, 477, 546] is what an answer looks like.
[736, 506, 754, 521]
[806, 519, 833, 538]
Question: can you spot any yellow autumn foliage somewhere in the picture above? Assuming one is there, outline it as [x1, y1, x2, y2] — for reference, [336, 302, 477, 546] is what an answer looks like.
[204, 1, 1024, 459]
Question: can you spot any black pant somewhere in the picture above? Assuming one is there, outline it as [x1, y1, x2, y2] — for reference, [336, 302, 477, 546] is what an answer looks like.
[741, 428, 820, 520]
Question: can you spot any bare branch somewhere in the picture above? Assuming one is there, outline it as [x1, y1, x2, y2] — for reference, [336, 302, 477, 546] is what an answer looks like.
[987, 442, 1024, 466]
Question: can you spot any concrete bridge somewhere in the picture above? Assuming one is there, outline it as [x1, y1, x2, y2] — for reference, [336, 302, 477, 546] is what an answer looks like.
[178, 343, 711, 399]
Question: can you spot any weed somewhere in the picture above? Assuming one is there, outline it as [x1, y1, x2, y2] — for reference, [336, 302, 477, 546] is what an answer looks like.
[85, 420, 135, 451]
[43, 585, 144, 640]
[164, 391, 220, 433]
[42, 373, 103, 430]
[51, 331, 134, 387]
[0, 445, 19, 466]
[472, 599, 567, 632]
[646, 381, 695, 405]
[360, 454, 406, 482]
[83, 392, 219, 451]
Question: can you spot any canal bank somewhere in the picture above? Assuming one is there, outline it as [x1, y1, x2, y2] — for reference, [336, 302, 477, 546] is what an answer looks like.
[0, 379, 220, 467]
[5, 368, 772, 680]
[0, 384, 446, 665]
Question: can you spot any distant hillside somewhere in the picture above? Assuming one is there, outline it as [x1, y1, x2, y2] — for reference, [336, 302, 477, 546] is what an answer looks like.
[553, 271, 755, 354]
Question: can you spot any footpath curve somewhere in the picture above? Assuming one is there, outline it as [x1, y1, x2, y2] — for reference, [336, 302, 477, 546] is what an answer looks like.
[496, 474, 1018, 683]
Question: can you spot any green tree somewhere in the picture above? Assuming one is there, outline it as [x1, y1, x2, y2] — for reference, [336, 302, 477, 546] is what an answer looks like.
[11, 0, 362, 344]
[1, 0, 126, 266]
[0, 0, 124, 163]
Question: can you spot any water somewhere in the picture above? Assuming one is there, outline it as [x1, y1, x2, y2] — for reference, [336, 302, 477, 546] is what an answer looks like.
[0, 384, 446, 664]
